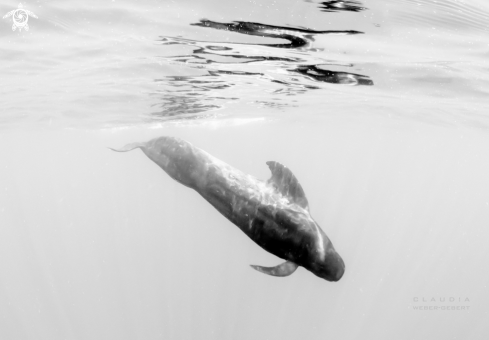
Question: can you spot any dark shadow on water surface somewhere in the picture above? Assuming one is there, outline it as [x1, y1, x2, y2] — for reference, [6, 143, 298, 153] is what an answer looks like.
[191, 19, 363, 49]
[291, 65, 373, 86]
[317, 0, 366, 13]
[149, 15, 373, 121]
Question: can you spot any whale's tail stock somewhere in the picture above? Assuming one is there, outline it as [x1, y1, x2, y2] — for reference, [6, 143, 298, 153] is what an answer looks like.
[108, 142, 145, 153]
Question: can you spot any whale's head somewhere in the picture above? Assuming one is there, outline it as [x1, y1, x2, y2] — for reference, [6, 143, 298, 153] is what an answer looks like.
[309, 248, 345, 281]
[304, 228, 345, 282]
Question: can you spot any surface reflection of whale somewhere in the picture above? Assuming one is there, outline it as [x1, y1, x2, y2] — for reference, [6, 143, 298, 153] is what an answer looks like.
[319, 0, 366, 13]
[291, 65, 373, 86]
[111, 136, 345, 282]
[192, 19, 362, 49]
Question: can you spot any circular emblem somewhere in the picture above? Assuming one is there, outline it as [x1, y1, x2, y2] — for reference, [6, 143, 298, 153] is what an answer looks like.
[3, 4, 38, 32]
[12, 9, 29, 29]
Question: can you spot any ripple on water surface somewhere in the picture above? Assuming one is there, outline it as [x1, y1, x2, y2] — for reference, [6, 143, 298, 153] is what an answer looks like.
[0, 0, 488, 129]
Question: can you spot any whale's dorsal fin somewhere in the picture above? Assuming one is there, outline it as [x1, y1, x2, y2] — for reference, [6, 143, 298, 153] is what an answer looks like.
[266, 161, 309, 210]
[250, 261, 299, 277]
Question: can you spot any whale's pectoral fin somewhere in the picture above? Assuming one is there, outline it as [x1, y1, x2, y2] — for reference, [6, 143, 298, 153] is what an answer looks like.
[266, 161, 309, 210]
[108, 142, 145, 153]
[250, 261, 299, 277]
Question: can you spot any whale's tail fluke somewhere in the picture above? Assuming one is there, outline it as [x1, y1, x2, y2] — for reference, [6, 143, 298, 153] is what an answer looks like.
[108, 142, 145, 153]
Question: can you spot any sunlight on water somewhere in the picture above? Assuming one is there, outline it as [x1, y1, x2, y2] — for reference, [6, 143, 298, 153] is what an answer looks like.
[1, 0, 488, 128]
[0, 0, 488, 339]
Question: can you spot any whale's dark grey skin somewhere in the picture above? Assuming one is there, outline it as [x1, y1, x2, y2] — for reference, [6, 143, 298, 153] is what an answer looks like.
[111, 136, 345, 281]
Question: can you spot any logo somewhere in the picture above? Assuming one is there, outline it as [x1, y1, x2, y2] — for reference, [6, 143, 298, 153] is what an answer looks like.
[3, 3, 38, 31]
[411, 296, 471, 311]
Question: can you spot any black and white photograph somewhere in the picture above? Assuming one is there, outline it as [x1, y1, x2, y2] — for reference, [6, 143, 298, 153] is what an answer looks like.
[0, 0, 487, 339]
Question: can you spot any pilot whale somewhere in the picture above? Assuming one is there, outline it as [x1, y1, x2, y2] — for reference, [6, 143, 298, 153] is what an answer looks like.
[110, 136, 345, 281]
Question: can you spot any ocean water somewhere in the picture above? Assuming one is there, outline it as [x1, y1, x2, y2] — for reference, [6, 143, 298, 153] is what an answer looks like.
[1, 0, 489, 339]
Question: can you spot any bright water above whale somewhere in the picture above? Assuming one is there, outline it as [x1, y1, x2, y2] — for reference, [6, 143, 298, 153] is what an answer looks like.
[1, 0, 489, 339]
[2, 0, 489, 128]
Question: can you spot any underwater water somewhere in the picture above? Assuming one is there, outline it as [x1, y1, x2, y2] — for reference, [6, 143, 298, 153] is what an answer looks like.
[1, 0, 489, 339]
